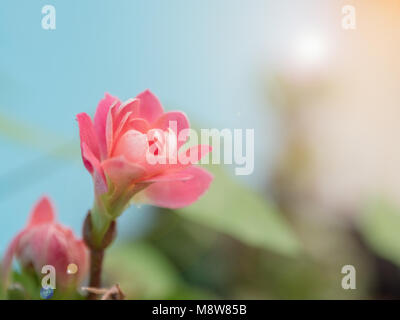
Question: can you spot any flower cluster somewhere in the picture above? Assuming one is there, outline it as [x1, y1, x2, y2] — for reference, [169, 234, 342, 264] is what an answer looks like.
[1, 197, 88, 292]
[1, 90, 213, 299]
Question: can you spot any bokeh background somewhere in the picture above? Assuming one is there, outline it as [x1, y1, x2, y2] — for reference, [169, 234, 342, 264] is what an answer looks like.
[2, 0, 400, 299]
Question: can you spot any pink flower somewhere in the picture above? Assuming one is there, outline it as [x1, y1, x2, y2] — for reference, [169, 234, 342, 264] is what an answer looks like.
[76, 90, 213, 219]
[1, 197, 88, 290]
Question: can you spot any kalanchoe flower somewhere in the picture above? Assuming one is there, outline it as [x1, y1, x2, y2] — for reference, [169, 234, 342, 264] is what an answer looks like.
[1, 196, 88, 291]
[77, 90, 213, 243]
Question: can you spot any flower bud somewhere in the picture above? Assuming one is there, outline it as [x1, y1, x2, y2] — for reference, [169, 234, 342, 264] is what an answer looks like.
[1, 196, 88, 292]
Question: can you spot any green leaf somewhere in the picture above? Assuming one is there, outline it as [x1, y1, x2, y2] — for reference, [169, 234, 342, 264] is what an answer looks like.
[177, 165, 301, 257]
[6, 283, 28, 300]
[359, 199, 400, 266]
[10, 269, 41, 300]
[104, 242, 182, 299]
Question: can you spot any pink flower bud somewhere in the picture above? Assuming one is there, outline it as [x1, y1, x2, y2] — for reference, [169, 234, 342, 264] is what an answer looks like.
[76, 90, 213, 220]
[2, 197, 88, 290]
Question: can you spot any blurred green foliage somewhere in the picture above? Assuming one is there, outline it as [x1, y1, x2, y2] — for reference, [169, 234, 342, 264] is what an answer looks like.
[178, 164, 301, 257]
[360, 199, 400, 267]
[104, 242, 216, 299]
[104, 242, 182, 299]
[104, 207, 371, 299]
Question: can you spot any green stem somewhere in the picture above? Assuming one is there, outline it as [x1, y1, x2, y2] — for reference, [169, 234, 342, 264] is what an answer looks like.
[83, 212, 116, 300]
[90, 210, 112, 248]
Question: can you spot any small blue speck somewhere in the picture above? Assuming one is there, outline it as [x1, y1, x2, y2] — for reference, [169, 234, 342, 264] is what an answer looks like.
[40, 287, 54, 299]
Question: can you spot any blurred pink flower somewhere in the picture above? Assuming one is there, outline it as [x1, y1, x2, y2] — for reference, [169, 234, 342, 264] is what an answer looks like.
[77, 90, 213, 219]
[1, 196, 88, 290]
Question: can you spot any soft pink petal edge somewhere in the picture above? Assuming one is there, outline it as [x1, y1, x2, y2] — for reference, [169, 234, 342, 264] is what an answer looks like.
[82, 143, 108, 195]
[102, 156, 146, 191]
[154, 111, 190, 148]
[94, 93, 120, 158]
[135, 90, 164, 124]
[139, 166, 213, 209]
[27, 196, 56, 227]
[77, 113, 101, 173]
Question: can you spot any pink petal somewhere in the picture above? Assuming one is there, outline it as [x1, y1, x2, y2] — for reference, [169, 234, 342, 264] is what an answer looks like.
[77, 113, 101, 172]
[114, 98, 140, 126]
[111, 118, 150, 155]
[68, 239, 89, 283]
[94, 93, 121, 158]
[112, 130, 149, 165]
[27, 196, 55, 227]
[44, 229, 72, 287]
[113, 111, 133, 142]
[45, 227, 69, 263]
[105, 104, 114, 157]
[82, 143, 108, 195]
[16, 226, 49, 271]
[141, 166, 213, 209]
[180, 145, 212, 165]
[110, 111, 133, 154]
[142, 170, 194, 183]
[123, 118, 150, 134]
[135, 90, 164, 124]
[154, 111, 190, 149]
[102, 157, 146, 191]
